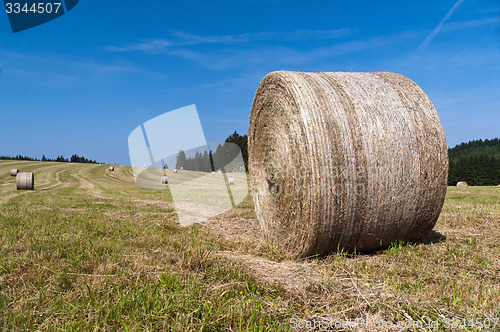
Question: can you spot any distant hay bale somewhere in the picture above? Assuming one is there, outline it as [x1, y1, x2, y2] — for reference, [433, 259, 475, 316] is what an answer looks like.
[249, 71, 448, 257]
[10, 169, 18, 176]
[109, 166, 114, 171]
[161, 176, 168, 184]
[174, 169, 178, 173]
[211, 171, 215, 175]
[456, 181, 468, 187]
[16, 172, 34, 190]
[180, 167, 183, 170]
[228, 178, 235, 185]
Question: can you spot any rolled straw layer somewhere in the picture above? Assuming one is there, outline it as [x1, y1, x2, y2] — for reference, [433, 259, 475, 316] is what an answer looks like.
[249, 71, 448, 257]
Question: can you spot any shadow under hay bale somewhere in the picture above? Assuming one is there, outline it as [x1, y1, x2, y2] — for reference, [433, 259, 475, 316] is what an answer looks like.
[249, 71, 448, 257]
[16, 172, 34, 190]
[422, 230, 447, 245]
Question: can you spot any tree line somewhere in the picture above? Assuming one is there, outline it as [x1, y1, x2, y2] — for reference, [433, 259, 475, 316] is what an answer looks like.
[448, 138, 499, 186]
[2, 134, 498, 185]
[0, 154, 99, 164]
[175, 134, 499, 185]
[175, 131, 248, 172]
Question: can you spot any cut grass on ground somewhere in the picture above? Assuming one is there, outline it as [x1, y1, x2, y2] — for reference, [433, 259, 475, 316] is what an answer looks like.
[0, 161, 498, 331]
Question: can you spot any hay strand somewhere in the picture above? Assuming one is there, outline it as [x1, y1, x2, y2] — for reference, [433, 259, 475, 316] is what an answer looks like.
[248, 71, 448, 257]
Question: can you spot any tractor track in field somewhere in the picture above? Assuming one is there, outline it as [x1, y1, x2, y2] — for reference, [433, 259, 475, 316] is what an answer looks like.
[74, 167, 109, 199]
[38, 169, 69, 190]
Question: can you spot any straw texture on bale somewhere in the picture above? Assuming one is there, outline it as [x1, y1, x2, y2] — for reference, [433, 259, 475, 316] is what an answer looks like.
[228, 177, 235, 185]
[161, 176, 169, 184]
[109, 166, 114, 171]
[249, 71, 448, 257]
[456, 181, 468, 187]
[16, 172, 34, 190]
[10, 169, 18, 176]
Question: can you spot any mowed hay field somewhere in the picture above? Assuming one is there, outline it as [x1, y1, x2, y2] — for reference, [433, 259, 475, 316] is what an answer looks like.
[0, 160, 498, 331]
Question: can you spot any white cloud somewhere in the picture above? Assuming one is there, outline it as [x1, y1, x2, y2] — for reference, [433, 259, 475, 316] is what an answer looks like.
[105, 28, 353, 54]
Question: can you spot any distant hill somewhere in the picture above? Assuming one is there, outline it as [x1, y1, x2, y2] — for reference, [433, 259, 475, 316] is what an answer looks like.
[448, 138, 500, 186]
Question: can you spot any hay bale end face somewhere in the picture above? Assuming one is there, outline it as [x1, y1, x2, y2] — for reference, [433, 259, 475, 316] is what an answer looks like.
[161, 176, 168, 184]
[10, 169, 18, 176]
[16, 172, 34, 190]
[109, 166, 114, 171]
[228, 177, 235, 185]
[456, 181, 468, 187]
[249, 71, 448, 257]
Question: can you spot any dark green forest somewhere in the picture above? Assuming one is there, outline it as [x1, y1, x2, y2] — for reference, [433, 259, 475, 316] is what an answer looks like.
[447, 138, 499, 186]
[175, 132, 248, 172]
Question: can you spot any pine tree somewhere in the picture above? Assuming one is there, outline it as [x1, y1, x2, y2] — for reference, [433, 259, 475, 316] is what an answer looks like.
[176, 150, 186, 169]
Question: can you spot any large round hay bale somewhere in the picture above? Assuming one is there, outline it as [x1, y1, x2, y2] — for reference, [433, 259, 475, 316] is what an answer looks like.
[16, 172, 34, 190]
[109, 166, 114, 171]
[10, 169, 18, 176]
[161, 176, 168, 184]
[249, 71, 448, 257]
[456, 181, 468, 187]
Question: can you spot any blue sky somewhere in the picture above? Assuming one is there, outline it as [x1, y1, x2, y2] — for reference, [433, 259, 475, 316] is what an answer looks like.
[0, 0, 499, 165]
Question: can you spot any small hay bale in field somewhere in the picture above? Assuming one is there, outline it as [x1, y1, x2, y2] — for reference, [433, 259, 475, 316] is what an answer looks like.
[456, 181, 468, 187]
[109, 166, 114, 171]
[174, 169, 178, 173]
[161, 176, 168, 184]
[16, 172, 34, 190]
[10, 169, 18, 176]
[228, 178, 235, 185]
[249, 71, 448, 257]
[180, 166, 183, 170]
[212, 171, 215, 175]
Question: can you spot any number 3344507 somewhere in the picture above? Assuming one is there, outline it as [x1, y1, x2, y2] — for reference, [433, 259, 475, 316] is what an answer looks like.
[5, 2, 62, 14]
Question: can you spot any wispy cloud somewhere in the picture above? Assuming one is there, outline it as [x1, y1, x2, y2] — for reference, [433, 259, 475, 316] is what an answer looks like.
[0, 49, 162, 88]
[163, 30, 421, 71]
[444, 16, 499, 31]
[418, 0, 465, 51]
[105, 28, 352, 54]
